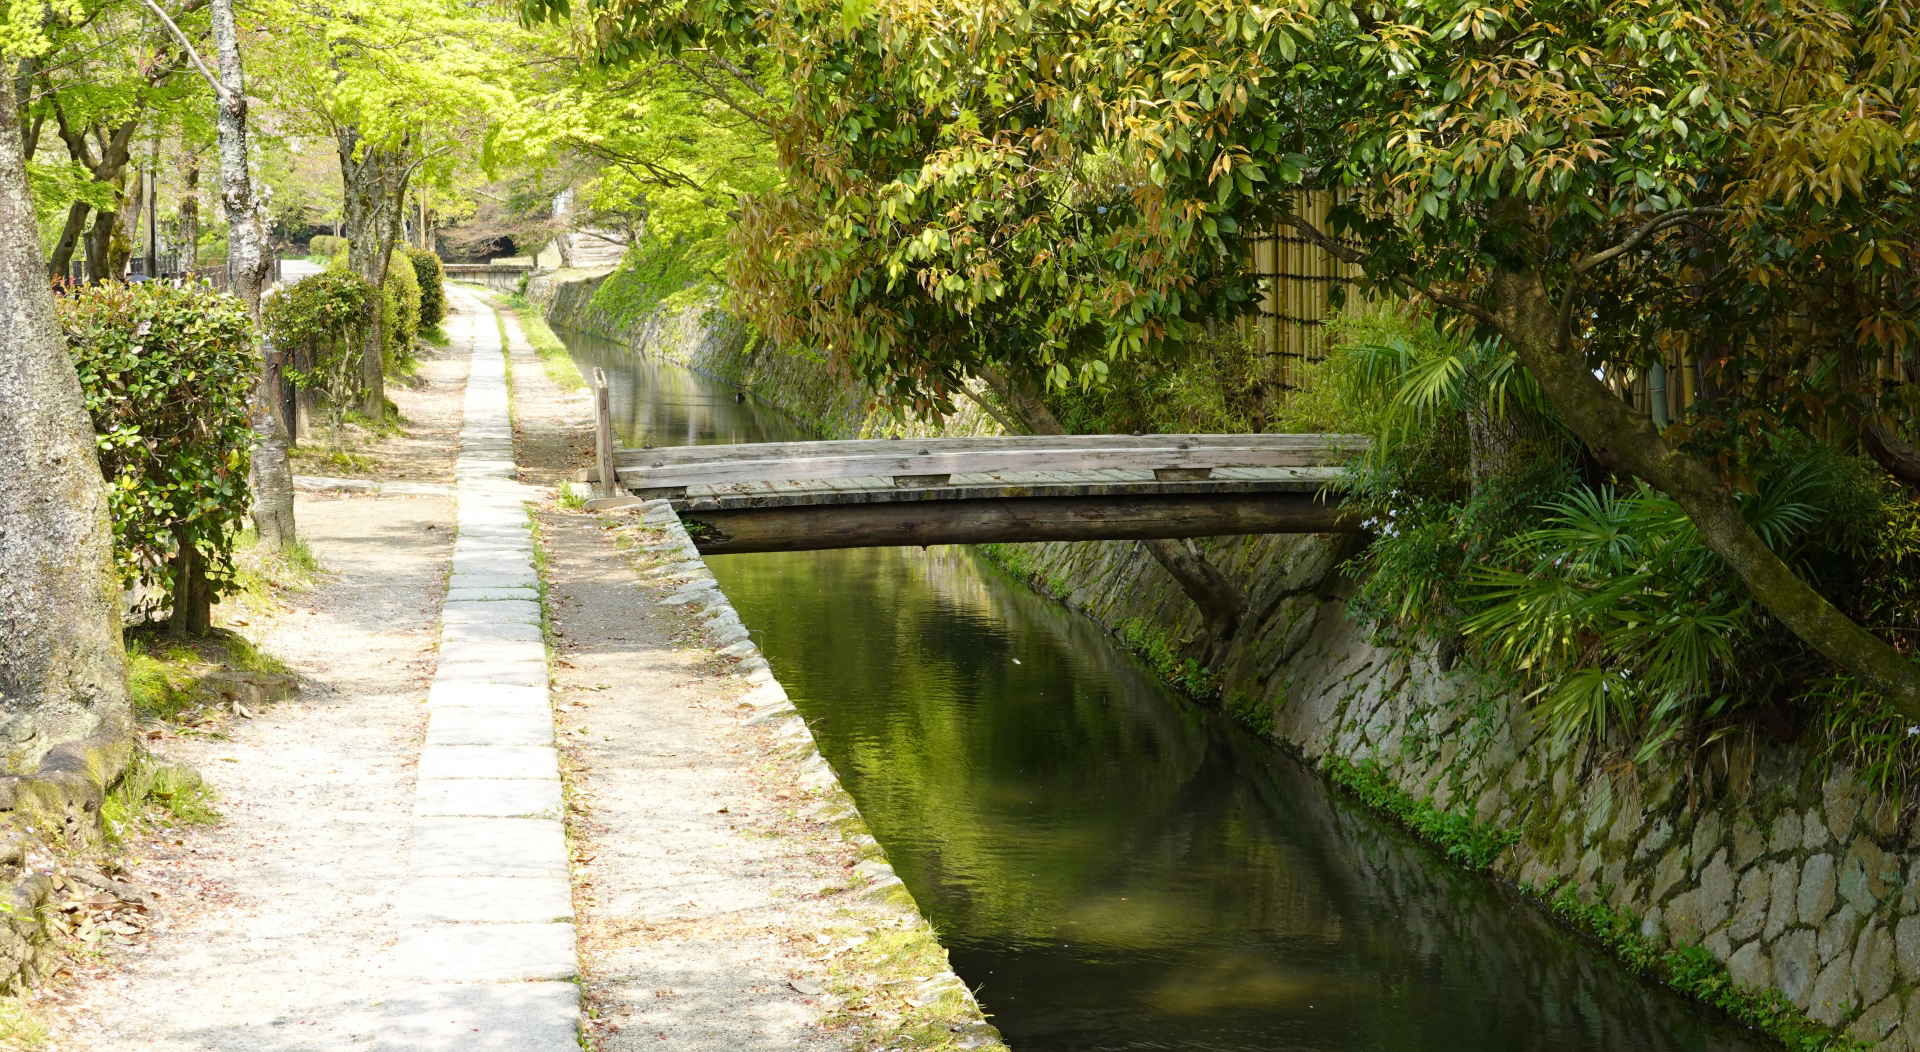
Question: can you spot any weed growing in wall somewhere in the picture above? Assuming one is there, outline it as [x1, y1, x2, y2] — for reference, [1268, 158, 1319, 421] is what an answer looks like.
[1539, 883, 1857, 1051]
[1321, 756, 1516, 870]
[1114, 618, 1221, 701]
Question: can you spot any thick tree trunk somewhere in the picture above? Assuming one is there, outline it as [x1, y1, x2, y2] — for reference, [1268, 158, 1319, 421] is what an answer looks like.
[83, 193, 118, 283]
[1859, 415, 1920, 489]
[976, 364, 1247, 652]
[336, 125, 410, 425]
[209, 0, 293, 551]
[0, 91, 132, 771]
[1490, 267, 1920, 720]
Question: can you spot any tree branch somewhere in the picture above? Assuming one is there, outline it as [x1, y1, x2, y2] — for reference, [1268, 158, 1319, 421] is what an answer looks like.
[135, 0, 232, 105]
[958, 382, 1020, 433]
[1573, 207, 1732, 277]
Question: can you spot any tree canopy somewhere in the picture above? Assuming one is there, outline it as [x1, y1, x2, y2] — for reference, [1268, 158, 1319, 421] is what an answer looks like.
[518, 0, 1920, 720]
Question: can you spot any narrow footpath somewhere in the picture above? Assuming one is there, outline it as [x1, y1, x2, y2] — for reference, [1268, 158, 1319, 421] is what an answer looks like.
[373, 285, 578, 1046]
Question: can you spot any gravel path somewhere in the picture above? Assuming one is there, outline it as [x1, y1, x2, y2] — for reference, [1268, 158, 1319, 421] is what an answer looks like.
[39, 296, 475, 1051]
[42, 490, 452, 1050]
[502, 302, 1004, 1052]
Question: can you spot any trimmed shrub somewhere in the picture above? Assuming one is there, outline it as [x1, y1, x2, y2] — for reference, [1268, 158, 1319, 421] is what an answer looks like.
[308, 234, 346, 258]
[322, 241, 422, 374]
[57, 282, 256, 634]
[265, 270, 374, 450]
[408, 248, 446, 329]
[384, 244, 422, 372]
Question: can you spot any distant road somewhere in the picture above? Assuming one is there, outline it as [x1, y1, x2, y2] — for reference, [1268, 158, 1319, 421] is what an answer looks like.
[280, 258, 325, 283]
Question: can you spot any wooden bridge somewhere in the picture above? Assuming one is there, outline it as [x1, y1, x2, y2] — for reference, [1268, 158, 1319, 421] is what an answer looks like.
[584, 373, 1361, 554]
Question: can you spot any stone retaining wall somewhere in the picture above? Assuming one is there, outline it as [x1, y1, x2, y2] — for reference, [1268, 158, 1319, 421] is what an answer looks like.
[532, 269, 1917, 1046]
[998, 532, 1920, 1047]
[529, 270, 868, 438]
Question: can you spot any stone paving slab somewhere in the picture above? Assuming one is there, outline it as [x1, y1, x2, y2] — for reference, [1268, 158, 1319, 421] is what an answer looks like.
[393, 923, 576, 981]
[445, 587, 541, 603]
[442, 600, 542, 625]
[425, 708, 554, 746]
[372, 982, 580, 1051]
[417, 745, 560, 780]
[441, 622, 544, 644]
[447, 572, 541, 591]
[381, 289, 575, 1051]
[439, 639, 547, 665]
[414, 778, 562, 817]
[432, 661, 547, 689]
[427, 682, 550, 710]
[394, 876, 574, 923]
[411, 817, 569, 878]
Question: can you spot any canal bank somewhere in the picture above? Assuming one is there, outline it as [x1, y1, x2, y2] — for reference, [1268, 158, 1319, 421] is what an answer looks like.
[537, 309, 1795, 1050]
[532, 270, 1920, 1049]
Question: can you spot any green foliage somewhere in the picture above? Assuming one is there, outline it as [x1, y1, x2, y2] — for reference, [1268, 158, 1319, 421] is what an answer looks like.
[1114, 617, 1220, 700]
[1540, 883, 1853, 1051]
[1323, 757, 1517, 871]
[309, 235, 349, 258]
[268, 270, 375, 449]
[1316, 305, 1578, 637]
[1048, 325, 1283, 435]
[57, 282, 256, 622]
[408, 248, 447, 329]
[102, 751, 218, 835]
[589, 234, 724, 327]
[1461, 446, 1886, 763]
[501, 294, 584, 392]
[384, 246, 423, 373]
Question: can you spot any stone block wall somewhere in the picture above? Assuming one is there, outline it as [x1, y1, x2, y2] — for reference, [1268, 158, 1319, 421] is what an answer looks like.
[1003, 531, 1920, 1048]
[529, 270, 870, 438]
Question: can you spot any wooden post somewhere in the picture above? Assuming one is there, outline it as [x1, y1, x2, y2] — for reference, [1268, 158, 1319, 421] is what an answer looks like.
[593, 367, 623, 498]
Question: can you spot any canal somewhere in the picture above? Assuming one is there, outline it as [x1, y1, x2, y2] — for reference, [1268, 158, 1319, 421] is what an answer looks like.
[558, 328, 1769, 1052]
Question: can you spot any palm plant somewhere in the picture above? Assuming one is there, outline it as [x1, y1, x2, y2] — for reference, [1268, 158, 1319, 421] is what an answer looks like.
[1462, 457, 1846, 761]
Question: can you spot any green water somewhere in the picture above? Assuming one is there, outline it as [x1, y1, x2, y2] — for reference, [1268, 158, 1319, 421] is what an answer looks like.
[560, 327, 1769, 1052]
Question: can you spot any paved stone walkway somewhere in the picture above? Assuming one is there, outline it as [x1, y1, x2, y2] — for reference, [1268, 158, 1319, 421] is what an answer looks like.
[374, 288, 580, 1049]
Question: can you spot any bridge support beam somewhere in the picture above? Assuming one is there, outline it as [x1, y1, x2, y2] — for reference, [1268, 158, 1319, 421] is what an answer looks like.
[679, 494, 1357, 555]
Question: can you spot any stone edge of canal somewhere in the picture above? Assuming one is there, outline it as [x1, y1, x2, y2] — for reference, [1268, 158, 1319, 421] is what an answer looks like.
[612, 499, 1010, 1051]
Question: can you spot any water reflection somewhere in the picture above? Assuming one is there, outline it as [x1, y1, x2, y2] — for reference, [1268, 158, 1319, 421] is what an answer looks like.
[709, 547, 1766, 1052]
[559, 327, 791, 447]
[552, 326, 1768, 1052]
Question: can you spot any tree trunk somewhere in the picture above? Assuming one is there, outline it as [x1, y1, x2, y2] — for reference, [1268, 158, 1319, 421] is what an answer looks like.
[1490, 266, 1920, 720]
[975, 364, 1247, 653]
[168, 526, 212, 638]
[105, 178, 141, 279]
[47, 201, 89, 281]
[83, 190, 119, 283]
[1859, 415, 1920, 489]
[210, 0, 294, 552]
[0, 90, 132, 772]
[178, 161, 199, 272]
[336, 125, 411, 425]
